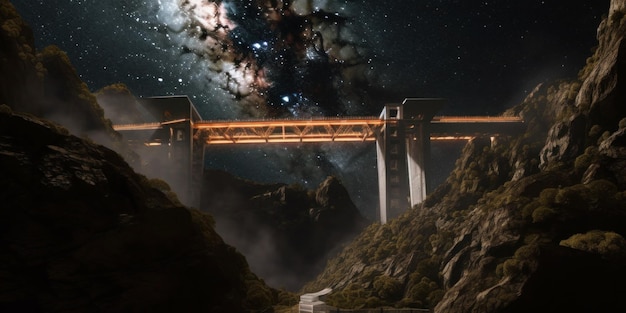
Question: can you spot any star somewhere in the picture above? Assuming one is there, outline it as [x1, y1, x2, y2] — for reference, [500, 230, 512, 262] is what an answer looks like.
[12, 0, 607, 216]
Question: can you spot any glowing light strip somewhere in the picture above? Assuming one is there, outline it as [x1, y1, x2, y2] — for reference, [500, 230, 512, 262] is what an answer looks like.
[203, 137, 379, 145]
[432, 116, 523, 123]
[431, 136, 476, 141]
[194, 119, 386, 129]
[113, 122, 162, 131]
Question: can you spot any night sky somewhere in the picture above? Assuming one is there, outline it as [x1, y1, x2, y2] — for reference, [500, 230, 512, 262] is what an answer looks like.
[13, 0, 608, 217]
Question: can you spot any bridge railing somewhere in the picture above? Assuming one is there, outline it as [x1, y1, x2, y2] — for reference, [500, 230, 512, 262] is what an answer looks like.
[111, 116, 524, 138]
[112, 122, 163, 131]
[196, 116, 381, 124]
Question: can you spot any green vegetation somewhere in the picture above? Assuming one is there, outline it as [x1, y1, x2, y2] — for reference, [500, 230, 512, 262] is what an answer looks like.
[560, 230, 626, 260]
[148, 177, 184, 206]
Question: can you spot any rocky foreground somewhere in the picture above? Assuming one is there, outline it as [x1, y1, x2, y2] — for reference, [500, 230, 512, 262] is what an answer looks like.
[0, 107, 292, 312]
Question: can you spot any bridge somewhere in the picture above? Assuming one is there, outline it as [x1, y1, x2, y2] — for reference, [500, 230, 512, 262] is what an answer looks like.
[113, 96, 524, 223]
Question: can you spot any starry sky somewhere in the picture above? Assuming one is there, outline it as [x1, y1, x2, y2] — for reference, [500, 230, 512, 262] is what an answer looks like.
[13, 0, 608, 217]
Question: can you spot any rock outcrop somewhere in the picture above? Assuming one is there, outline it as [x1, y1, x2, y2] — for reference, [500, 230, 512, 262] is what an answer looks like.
[202, 170, 368, 291]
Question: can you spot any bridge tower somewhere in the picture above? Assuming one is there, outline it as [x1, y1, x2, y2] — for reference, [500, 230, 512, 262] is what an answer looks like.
[113, 96, 201, 206]
[376, 98, 444, 223]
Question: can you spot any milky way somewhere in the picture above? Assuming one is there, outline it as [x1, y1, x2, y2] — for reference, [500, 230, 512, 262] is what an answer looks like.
[151, 0, 383, 118]
[14, 0, 607, 217]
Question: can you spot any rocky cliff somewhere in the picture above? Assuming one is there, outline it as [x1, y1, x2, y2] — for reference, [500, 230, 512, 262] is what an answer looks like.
[304, 1, 626, 312]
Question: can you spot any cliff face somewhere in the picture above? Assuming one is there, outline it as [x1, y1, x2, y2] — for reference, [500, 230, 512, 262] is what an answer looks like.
[304, 1, 626, 312]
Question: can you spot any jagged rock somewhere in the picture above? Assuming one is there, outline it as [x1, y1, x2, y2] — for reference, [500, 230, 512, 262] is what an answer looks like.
[539, 114, 587, 168]
[202, 170, 368, 291]
[315, 176, 353, 209]
[311, 176, 366, 225]
[587, 126, 626, 188]
[250, 185, 294, 204]
[576, 0, 626, 126]
[599, 126, 626, 158]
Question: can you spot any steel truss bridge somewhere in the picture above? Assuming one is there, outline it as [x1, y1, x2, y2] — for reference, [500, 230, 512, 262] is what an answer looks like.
[113, 97, 524, 223]
[113, 116, 523, 145]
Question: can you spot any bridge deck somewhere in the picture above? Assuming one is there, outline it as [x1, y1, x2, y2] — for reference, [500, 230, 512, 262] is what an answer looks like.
[112, 116, 524, 144]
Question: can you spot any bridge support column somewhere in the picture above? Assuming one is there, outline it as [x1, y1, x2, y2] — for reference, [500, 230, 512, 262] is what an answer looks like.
[376, 137, 389, 223]
[190, 134, 205, 208]
[376, 98, 444, 224]
[406, 122, 429, 207]
[377, 104, 410, 224]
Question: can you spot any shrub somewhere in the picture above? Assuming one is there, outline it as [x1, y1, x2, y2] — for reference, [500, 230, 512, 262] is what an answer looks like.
[406, 277, 440, 307]
[275, 289, 298, 306]
[245, 280, 274, 309]
[0, 104, 11, 114]
[574, 154, 591, 172]
[538, 188, 558, 206]
[373, 276, 403, 303]
[502, 259, 521, 277]
[586, 179, 618, 200]
[426, 289, 445, 306]
[599, 130, 611, 144]
[149, 178, 172, 191]
[415, 258, 440, 281]
[364, 296, 383, 308]
[589, 124, 602, 139]
[326, 284, 371, 309]
[495, 262, 505, 278]
[560, 230, 626, 260]
[514, 244, 539, 260]
[521, 201, 540, 220]
[555, 185, 589, 210]
[532, 206, 557, 223]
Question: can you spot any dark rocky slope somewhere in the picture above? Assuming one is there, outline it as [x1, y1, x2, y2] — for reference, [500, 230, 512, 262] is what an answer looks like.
[304, 1, 626, 312]
[0, 107, 285, 312]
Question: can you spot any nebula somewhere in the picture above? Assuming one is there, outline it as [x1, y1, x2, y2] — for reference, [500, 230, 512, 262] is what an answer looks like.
[154, 0, 382, 118]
